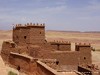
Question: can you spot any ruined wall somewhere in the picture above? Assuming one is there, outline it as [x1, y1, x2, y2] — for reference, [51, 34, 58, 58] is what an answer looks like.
[9, 52, 38, 74]
[1, 41, 18, 62]
[37, 61, 57, 75]
[50, 41, 71, 51]
[75, 43, 92, 65]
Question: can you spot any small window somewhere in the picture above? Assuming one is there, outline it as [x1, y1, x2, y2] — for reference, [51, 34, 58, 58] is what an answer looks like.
[56, 61, 59, 65]
[40, 32, 41, 34]
[45, 40, 47, 42]
[84, 57, 86, 60]
[24, 36, 27, 39]
[17, 66, 20, 71]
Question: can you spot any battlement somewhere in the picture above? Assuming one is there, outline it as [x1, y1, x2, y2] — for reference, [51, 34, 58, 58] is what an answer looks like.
[75, 42, 91, 53]
[13, 23, 45, 30]
[50, 40, 71, 45]
[75, 43, 91, 47]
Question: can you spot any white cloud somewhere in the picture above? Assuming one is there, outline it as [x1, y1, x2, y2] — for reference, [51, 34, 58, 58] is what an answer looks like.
[0, 0, 100, 31]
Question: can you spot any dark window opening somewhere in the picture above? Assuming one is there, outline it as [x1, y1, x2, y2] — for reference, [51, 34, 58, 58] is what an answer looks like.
[17, 66, 20, 71]
[56, 61, 59, 65]
[45, 40, 47, 42]
[11, 43, 15, 48]
[40, 32, 41, 34]
[24, 36, 27, 39]
[57, 44, 60, 50]
[84, 57, 86, 60]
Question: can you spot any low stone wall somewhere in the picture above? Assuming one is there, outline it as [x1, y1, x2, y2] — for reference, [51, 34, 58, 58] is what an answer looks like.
[37, 61, 58, 75]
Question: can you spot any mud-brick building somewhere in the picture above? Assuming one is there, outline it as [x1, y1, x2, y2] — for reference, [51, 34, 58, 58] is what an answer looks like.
[1, 23, 99, 75]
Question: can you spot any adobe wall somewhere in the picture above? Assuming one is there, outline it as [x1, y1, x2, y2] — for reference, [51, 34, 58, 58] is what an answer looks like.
[37, 61, 61, 75]
[50, 41, 71, 51]
[13, 23, 45, 45]
[1, 41, 18, 62]
[29, 43, 88, 67]
[13, 26, 30, 45]
[9, 52, 38, 74]
[29, 45, 52, 59]
[29, 25, 45, 44]
[29, 42, 56, 58]
[38, 51, 79, 66]
[75, 43, 92, 65]
[49, 51, 79, 66]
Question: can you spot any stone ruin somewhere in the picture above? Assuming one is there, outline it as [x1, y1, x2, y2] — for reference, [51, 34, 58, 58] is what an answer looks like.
[1, 23, 100, 75]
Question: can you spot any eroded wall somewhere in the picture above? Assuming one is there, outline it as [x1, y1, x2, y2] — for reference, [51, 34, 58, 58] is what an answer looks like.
[75, 44, 92, 65]
[9, 52, 38, 74]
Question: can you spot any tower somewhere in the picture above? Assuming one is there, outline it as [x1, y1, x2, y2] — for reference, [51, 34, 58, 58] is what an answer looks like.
[75, 43, 92, 65]
[13, 23, 45, 45]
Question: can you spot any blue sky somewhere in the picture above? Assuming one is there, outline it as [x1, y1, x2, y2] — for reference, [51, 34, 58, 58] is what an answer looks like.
[0, 0, 100, 31]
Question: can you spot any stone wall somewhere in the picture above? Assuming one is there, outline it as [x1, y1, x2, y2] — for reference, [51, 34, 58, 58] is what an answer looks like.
[75, 43, 92, 65]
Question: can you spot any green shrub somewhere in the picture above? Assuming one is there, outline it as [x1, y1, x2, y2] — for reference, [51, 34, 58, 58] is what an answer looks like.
[8, 71, 17, 75]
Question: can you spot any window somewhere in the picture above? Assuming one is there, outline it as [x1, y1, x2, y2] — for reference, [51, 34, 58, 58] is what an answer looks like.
[24, 36, 27, 39]
[17, 66, 20, 71]
[40, 32, 41, 34]
[56, 61, 59, 65]
[84, 57, 86, 60]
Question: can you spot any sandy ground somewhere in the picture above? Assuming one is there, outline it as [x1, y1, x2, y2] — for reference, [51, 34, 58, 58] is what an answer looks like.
[0, 30, 100, 74]
[0, 56, 8, 75]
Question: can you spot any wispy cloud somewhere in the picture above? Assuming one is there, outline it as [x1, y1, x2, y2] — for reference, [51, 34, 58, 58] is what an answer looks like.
[0, 0, 100, 31]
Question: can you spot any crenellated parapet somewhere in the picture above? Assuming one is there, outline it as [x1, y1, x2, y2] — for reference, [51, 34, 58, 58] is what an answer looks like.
[50, 40, 71, 45]
[75, 42, 91, 52]
[13, 23, 45, 30]
[75, 42, 91, 47]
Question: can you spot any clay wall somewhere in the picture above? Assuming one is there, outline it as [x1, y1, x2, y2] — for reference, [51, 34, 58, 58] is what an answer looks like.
[50, 51, 79, 65]
[59, 44, 71, 51]
[75, 43, 92, 65]
[1, 41, 18, 62]
[29, 25, 45, 44]
[13, 23, 45, 45]
[40, 51, 79, 66]
[9, 52, 38, 74]
[37, 61, 57, 75]
[29, 45, 53, 58]
[50, 41, 71, 51]
[13, 25, 30, 45]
